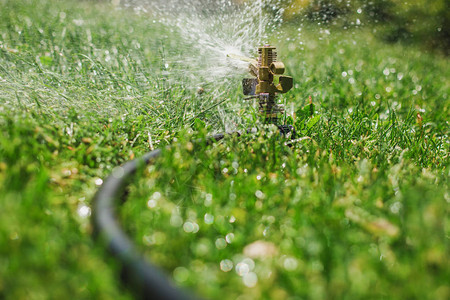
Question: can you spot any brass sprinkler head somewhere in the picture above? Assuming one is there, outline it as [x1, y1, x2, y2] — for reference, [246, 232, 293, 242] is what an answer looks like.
[241, 45, 293, 124]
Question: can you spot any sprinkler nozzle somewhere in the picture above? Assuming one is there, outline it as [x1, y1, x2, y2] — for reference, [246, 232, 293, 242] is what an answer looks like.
[230, 46, 293, 125]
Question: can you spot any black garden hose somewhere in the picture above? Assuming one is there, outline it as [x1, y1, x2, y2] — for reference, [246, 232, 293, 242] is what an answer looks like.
[92, 126, 295, 299]
[92, 133, 227, 300]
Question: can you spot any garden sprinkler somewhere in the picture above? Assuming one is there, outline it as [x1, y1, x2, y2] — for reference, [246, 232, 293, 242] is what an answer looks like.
[93, 46, 296, 300]
[228, 45, 293, 126]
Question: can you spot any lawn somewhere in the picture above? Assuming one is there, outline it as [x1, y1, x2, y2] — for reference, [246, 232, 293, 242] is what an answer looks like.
[0, 0, 449, 299]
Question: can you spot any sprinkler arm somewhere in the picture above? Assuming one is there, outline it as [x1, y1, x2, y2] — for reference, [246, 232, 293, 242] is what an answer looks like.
[228, 46, 293, 125]
[227, 48, 293, 96]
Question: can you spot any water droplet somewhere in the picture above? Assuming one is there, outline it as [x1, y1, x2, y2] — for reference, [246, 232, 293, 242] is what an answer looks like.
[235, 262, 250, 276]
[255, 190, 265, 199]
[215, 238, 227, 249]
[204, 213, 214, 224]
[94, 178, 103, 186]
[220, 259, 233, 272]
[283, 257, 298, 271]
[204, 193, 213, 206]
[183, 222, 194, 233]
[147, 199, 157, 208]
[225, 233, 235, 243]
[243, 272, 258, 287]
[77, 205, 91, 218]
[242, 258, 255, 270]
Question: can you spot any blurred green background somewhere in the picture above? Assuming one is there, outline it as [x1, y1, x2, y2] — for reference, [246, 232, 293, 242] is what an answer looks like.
[259, 0, 449, 54]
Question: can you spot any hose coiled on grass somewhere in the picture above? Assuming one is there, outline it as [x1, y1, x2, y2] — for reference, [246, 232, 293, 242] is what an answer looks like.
[92, 133, 226, 300]
[92, 126, 295, 299]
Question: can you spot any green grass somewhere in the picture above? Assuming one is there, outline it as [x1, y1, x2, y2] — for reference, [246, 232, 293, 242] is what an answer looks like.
[0, 0, 449, 299]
